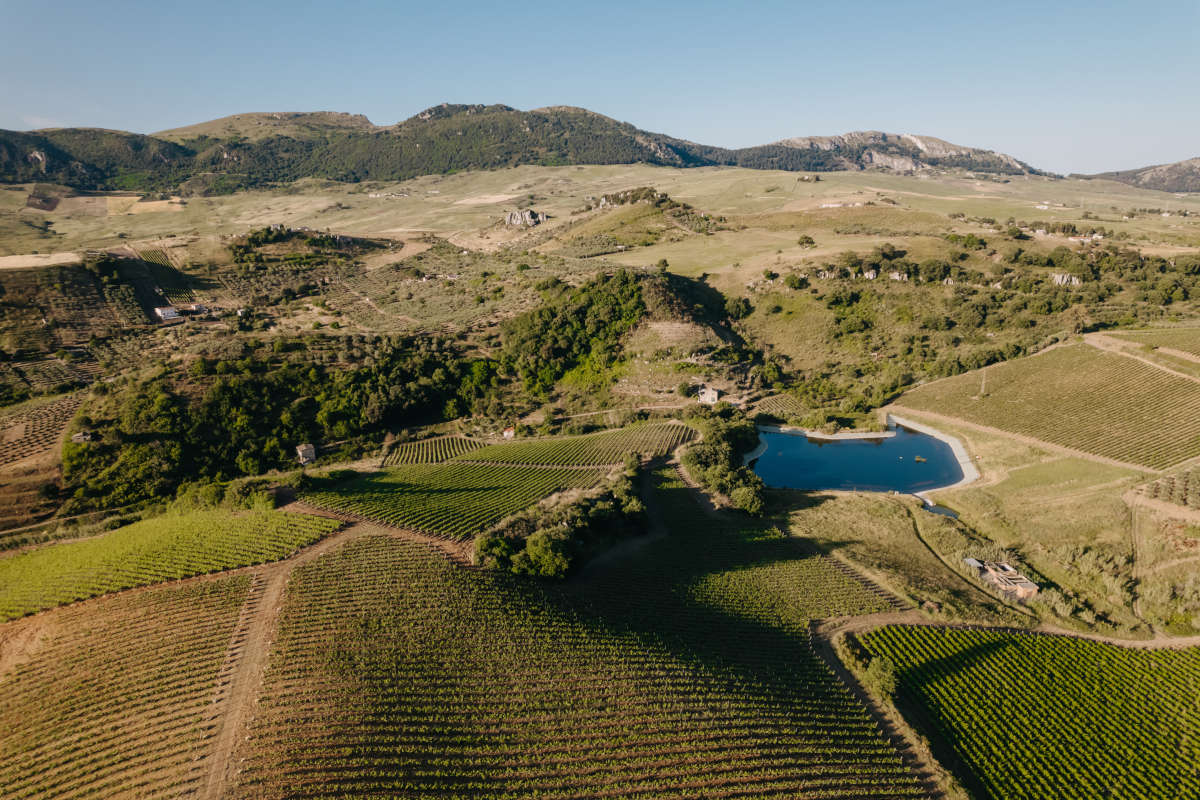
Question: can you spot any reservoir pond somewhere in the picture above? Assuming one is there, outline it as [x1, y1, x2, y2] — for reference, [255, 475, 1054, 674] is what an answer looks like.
[750, 426, 964, 494]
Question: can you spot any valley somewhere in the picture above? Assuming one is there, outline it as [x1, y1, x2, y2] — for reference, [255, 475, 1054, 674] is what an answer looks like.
[1, 151, 1199, 799]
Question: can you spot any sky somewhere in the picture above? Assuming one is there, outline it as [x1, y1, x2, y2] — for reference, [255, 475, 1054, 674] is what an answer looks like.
[1, 0, 1197, 175]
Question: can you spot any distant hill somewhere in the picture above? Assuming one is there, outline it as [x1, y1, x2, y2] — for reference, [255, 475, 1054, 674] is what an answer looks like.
[1085, 157, 1200, 193]
[154, 111, 376, 143]
[0, 103, 1043, 194]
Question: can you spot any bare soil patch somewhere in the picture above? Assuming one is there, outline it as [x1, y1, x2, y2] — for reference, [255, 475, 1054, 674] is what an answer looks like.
[0, 252, 82, 270]
[453, 193, 518, 205]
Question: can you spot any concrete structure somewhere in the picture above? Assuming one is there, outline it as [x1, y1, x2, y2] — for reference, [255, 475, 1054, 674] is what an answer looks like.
[698, 386, 722, 405]
[153, 306, 180, 321]
[296, 443, 316, 465]
[965, 559, 1039, 602]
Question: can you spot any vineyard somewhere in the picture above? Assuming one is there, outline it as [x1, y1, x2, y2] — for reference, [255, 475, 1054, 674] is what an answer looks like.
[897, 343, 1200, 470]
[380, 434, 483, 466]
[136, 249, 197, 305]
[300, 463, 608, 539]
[0, 509, 340, 620]
[0, 576, 249, 799]
[1110, 327, 1200, 358]
[754, 392, 808, 421]
[860, 625, 1200, 800]
[0, 393, 82, 468]
[458, 422, 696, 466]
[1137, 466, 1200, 510]
[234, 468, 924, 797]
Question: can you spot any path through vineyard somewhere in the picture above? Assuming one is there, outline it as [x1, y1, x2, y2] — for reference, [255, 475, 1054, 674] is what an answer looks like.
[200, 519, 376, 800]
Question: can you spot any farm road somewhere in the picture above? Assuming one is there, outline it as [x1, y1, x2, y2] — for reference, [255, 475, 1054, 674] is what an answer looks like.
[199, 519, 379, 800]
[1086, 333, 1200, 384]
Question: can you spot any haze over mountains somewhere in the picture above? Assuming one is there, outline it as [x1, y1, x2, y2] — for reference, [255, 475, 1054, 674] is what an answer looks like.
[0, 102, 1194, 194]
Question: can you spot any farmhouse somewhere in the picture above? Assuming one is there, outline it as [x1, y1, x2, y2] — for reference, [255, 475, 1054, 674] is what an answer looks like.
[698, 385, 722, 405]
[296, 443, 316, 465]
[964, 559, 1038, 601]
[502, 426, 516, 439]
[153, 306, 180, 321]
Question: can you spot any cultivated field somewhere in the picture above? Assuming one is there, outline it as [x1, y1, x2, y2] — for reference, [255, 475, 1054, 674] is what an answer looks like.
[300, 463, 609, 539]
[0, 393, 82, 469]
[0, 509, 340, 620]
[860, 625, 1200, 800]
[897, 343, 1200, 470]
[0, 576, 250, 798]
[234, 468, 925, 798]
[1109, 327, 1200, 359]
[460, 422, 695, 466]
[380, 434, 483, 466]
[1138, 466, 1200, 511]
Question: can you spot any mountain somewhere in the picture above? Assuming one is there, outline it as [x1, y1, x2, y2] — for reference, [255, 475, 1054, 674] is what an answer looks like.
[1085, 157, 1200, 193]
[154, 111, 376, 143]
[0, 104, 1042, 194]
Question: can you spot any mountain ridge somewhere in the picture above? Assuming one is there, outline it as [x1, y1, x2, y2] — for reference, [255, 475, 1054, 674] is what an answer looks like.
[2, 103, 1044, 194]
[1083, 156, 1200, 193]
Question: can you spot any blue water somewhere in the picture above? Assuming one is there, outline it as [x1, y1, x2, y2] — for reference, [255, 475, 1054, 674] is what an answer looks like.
[750, 426, 964, 493]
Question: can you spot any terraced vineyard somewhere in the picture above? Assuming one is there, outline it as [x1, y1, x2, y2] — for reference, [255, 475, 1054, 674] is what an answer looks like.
[0, 576, 249, 799]
[1138, 466, 1200, 510]
[755, 392, 808, 421]
[0, 393, 82, 468]
[860, 625, 1200, 800]
[459, 422, 695, 466]
[301, 463, 607, 539]
[380, 434, 483, 466]
[898, 344, 1200, 469]
[0, 509, 340, 619]
[236, 469, 923, 798]
[1110, 327, 1200, 358]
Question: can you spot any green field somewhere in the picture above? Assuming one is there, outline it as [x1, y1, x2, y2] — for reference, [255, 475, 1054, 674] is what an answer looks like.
[898, 343, 1200, 469]
[0, 509, 339, 620]
[300, 463, 609, 539]
[380, 434, 484, 466]
[460, 422, 696, 466]
[0, 576, 249, 798]
[860, 625, 1200, 800]
[236, 469, 923, 798]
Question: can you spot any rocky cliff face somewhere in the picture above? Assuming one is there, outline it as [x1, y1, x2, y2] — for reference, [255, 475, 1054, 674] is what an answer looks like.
[767, 130, 1033, 174]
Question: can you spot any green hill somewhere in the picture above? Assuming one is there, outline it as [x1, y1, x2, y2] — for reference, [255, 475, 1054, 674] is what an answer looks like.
[0, 104, 1043, 193]
[1085, 156, 1200, 193]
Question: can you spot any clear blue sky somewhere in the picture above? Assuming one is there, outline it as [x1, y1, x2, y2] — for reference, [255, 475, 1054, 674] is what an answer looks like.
[2, 0, 1196, 174]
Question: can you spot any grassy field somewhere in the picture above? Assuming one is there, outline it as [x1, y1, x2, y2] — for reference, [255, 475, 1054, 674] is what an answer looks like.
[460, 422, 695, 466]
[0, 575, 250, 798]
[860, 625, 1200, 800]
[234, 468, 926, 798]
[784, 491, 1026, 624]
[0, 509, 339, 620]
[897, 343, 1200, 470]
[300, 463, 609, 539]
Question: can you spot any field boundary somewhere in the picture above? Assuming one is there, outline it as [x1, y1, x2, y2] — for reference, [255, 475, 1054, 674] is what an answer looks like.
[1085, 333, 1200, 384]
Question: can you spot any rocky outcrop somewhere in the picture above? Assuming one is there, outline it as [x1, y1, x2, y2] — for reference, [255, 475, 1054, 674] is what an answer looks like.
[504, 209, 546, 227]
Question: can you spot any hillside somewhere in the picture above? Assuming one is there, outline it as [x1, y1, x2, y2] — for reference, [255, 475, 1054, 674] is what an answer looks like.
[0, 104, 1043, 193]
[1088, 156, 1200, 193]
